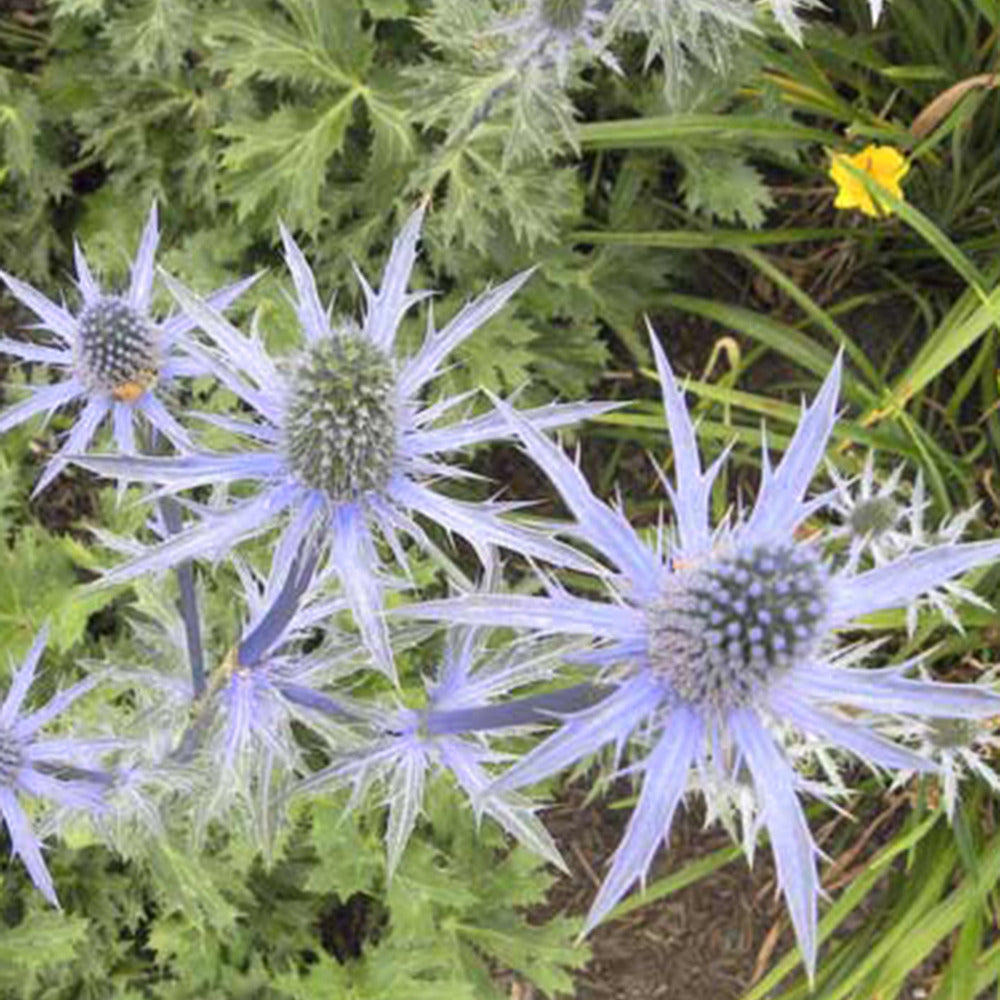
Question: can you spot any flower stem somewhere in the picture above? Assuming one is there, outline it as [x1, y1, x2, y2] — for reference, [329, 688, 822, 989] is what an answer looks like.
[158, 494, 206, 698]
[424, 682, 612, 735]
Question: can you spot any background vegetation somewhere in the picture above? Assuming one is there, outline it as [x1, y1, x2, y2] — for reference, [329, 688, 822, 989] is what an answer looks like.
[1, 0, 999, 997]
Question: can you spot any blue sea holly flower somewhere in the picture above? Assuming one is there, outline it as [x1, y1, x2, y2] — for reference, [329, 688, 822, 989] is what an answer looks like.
[75, 206, 610, 677]
[0, 204, 255, 494]
[887, 693, 1000, 821]
[407, 337, 1000, 977]
[0, 628, 111, 905]
[299, 627, 577, 877]
[827, 456, 990, 635]
[107, 546, 363, 841]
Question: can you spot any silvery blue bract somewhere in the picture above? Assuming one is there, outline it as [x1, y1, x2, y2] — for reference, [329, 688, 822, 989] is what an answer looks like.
[0, 205, 254, 493]
[407, 335, 1000, 976]
[74, 206, 610, 679]
[0, 629, 111, 905]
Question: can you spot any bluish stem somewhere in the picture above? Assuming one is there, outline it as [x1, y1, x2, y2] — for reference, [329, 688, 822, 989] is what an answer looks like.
[170, 537, 324, 764]
[237, 541, 322, 667]
[34, 761, 116, 786]
[138, 421, 207, 701]
[423, 683, 612, 736]
[278, 682, 362, 720]
[158, 494, 206, 698]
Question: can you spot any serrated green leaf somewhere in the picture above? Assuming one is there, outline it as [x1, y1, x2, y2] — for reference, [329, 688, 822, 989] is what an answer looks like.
[457, 915, 588, 997]
[0, 525, 79, 652]
[209, 0, 371, 89]
[678, 149, 775, 228]
[219, 98, 358, 226]
[147, 842, 240, 933]
[306, 800, 383, 897]
[366, 86, 416, 173]
[364, 0, 409, 16]
[0, 909, 89, 967]
[115, 0, 195, 71]
[0, 85, 40, 178]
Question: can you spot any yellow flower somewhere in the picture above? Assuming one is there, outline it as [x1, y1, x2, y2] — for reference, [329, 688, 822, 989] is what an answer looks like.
[828, 144, 910, 218]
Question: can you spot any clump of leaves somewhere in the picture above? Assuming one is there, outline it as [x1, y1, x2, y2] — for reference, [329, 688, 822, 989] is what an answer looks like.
[0, 781, 586, 999]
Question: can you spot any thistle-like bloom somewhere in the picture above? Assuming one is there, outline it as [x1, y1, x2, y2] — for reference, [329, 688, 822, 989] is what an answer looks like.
[826, 453, 908, 567]
[299, 627, 578, 877]
[827, 454, 991, 634]
[75, 206, 608, 677]
[407, 337, 1000, 975]
[0, 628, 110, 904]
[491, 0, 618, 85]
[889, 702, 1000, 820]
[211, 551, 359, 781]
[109, 546, 361, 840]
[0, 205, 254, 493]
[829, 145, 910, 218]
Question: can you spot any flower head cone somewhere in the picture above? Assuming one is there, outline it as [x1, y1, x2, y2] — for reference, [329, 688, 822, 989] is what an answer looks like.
[75, 205, 612, 678]
[0, 627, 112, 905]
[406, 334, 1000, 976]
[0, 204, 256, 494]
[829, 145, 910, 218]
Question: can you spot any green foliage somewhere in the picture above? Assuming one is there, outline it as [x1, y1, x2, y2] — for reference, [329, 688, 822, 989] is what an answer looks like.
[677, 150, 775, 228]
[0, 785, 585, 999]
[0, 0, 999, 997]
[0, 449, 114, 656]
[0, 521, 104, 654]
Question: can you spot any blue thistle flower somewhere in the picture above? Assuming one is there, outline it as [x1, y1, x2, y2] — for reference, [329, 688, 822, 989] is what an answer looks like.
[826, 455, 991, 635]
[0, 628, 111, 905]
[406, 335, 1000, 976]
[886, 683, 1000, 820]
[212, 550, 359, 776]
[109, 545, 361, 842]
[299, 626, 573, 876]
[75, 206, 610, 677]
[0, 204, 255, 493]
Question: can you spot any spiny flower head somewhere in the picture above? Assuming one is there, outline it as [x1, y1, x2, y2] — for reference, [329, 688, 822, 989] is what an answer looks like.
[491, 0, 617, 85]
[284, 329, 398, 499]
[105, 547, 361, 842]
[408, 334, 1000, 977]
[647, 542, 829, 709]
[888, 684, 1000, 819]
[541, 0, 588, 30]
[827, 454, 992, 633]
[75, 205, 610, 678]
[0, 204, 255, 494]
[298, 627, 570, 876]
[0, 628, 111, 905]
[829, 144, 910, 218]
[75, 296, 159, 399]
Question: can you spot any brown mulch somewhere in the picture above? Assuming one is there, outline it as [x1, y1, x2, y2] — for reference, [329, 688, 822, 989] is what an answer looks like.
[530, 784, 788, 1000]
[519, 778, 999, 1000]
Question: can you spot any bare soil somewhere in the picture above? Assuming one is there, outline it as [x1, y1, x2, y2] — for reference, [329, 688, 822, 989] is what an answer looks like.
[528, 784, 788, 1000]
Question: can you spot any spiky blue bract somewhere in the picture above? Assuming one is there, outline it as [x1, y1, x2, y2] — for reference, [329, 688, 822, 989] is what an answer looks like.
[0, 204, 256, 494]
[0, 628, 111, 905]
[74, 206, 613, 678]
[298, 627, 571, 877]
[114, 548, 361, 841]
[405, 334, 1000, 978]
[491, 0, 619, 86]
[211, 555, 359, 787]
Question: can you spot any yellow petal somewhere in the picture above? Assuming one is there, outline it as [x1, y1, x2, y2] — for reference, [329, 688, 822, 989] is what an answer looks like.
[828, 144, 909, 217]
